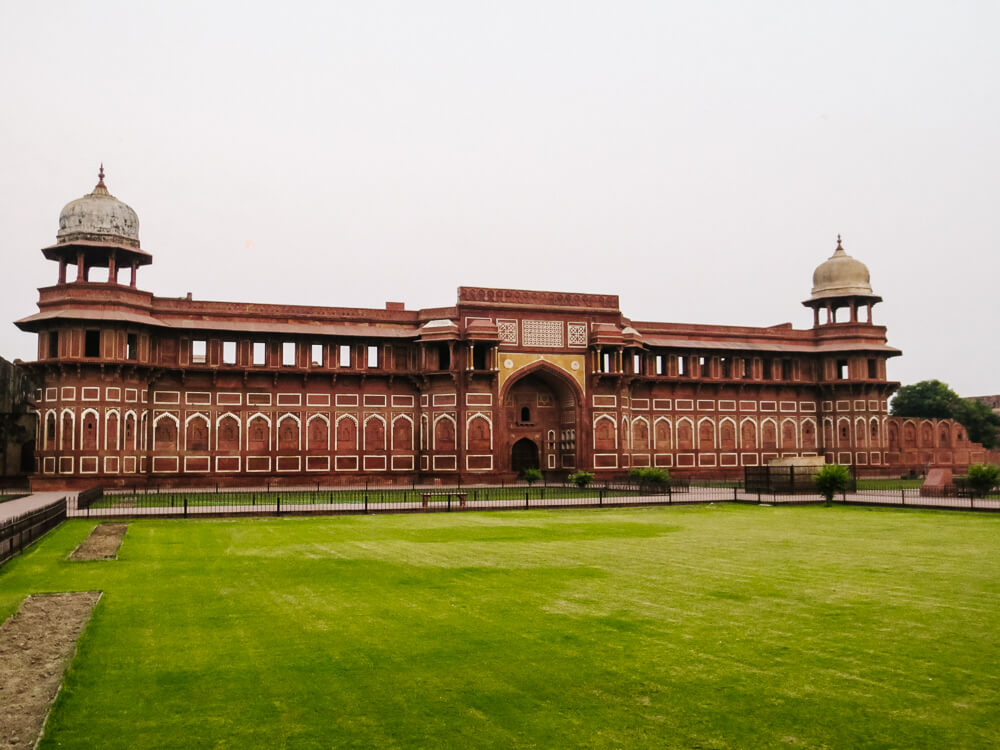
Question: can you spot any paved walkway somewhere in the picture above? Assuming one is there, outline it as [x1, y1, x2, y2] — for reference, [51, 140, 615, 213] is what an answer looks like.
[0, 492, 72, 524]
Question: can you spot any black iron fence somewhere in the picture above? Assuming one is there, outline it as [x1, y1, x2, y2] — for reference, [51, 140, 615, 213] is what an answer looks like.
[75, 478, 708, 518]
[0, 498, 67, 566]
[745, 465, 857, 494]
[66, 475, 1000, 520]
[76, 486, 104, 511]
[738, 484, 1000, 511]
[0, 476, 31, 503]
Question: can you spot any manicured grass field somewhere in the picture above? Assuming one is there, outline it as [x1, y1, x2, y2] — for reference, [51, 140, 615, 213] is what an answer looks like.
[2, 505, 999, 748]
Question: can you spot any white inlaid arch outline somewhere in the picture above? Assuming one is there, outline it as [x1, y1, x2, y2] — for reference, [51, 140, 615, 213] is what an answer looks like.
[739, 416, 758, 450]
[869, 416, 881, 448]
[105, 408, 121, 451]
[80, 408, 100, 451]
[780, 417, 799, 450]
[799, 416, 818, 449]
[60, 408, 76, 451]
[391, 414, 414, 451]
[854, 416, 868, 449]
[432, 413, 457, 451]
[696, 416, 717, 450]
[718, 416, 737, 449]
[152, 412, 179, 451]
[43, 410, 56, 450]
[277, 413, 302, 451]
[631, 416, 650, 449]
[124, 409, 138, 451]
[836, 417, 851, 448]
[335, 413, 359, 451]
[652, 416, 672, 450]
[592, 413, 618, 450]
[246, 412, 272, 451]
[675, 416, 695, 450]
[363, 413, 387, 451]
[306, 413, 330, 450]
[215, 412, 242, 451]
[465, 412, 493, 451]
[184, 412, 210, 452]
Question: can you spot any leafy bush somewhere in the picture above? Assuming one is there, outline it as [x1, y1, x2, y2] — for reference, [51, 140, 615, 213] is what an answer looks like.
[814, 464, 851, 506]
[520, 468, 543, 485]
[629, 467, 670, 488]
[569, 471, 594, 488]
[966, 464, 1000, 498]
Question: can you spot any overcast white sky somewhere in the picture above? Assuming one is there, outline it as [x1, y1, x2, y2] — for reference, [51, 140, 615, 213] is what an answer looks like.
[2, 1, 997, 396]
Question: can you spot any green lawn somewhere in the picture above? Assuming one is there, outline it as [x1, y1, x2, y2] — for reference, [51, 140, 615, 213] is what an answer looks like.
[2, 506, 999, 748]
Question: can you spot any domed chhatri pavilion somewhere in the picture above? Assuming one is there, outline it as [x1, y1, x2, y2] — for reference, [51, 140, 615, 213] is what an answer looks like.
[14, 170, 992, 488]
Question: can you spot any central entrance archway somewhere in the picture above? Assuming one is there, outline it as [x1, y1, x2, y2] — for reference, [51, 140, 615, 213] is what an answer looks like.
[511, 438, 539, 473]
[500, 363, 581, 474]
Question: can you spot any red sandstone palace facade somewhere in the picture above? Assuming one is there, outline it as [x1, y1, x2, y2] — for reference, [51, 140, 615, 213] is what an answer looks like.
[15, 171, 995, 489]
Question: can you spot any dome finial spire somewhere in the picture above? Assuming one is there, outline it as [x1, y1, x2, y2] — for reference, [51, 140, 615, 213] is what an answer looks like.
[836, 234, 842, 249]
[97, 163, 105, 188]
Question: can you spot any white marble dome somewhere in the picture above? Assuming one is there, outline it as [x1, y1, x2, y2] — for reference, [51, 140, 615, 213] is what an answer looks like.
[56, 167, 140, 249]
[809, 237, 874, 300]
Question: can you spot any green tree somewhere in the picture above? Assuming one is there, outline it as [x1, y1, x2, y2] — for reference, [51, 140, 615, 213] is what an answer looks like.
[520, 468, 542, 485]
[891, 379, 1000, 449]
[952, 399, 1000, 450]
[891, 379, 962, 420]
[965, 464, 1000, 498]
[814, 464, 851, 506]
[568, 471, 594, 488]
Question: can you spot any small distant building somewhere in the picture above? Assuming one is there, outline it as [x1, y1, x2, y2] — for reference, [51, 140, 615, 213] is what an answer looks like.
[11, 168, 998, 489]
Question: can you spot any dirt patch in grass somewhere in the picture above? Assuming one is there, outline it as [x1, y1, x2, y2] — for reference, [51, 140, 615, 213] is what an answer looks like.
[69, 524, 128, 561]
[0, 592, 101, 749]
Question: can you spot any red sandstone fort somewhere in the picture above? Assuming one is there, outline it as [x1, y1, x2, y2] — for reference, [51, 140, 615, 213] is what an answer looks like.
[15, 169, 997, 489]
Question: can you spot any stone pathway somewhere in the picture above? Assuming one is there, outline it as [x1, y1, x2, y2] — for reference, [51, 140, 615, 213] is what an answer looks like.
[0, 493, 71, 525]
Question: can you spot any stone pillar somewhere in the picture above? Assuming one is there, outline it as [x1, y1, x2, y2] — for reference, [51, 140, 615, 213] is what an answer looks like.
[76, 251, 85, 282]
[58, 260, 67, 285]
[130, 263, 138, 288]
[108, 253, 117, 285]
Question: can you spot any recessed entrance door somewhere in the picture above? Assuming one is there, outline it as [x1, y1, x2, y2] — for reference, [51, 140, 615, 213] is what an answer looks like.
[511, 438, 539, 473]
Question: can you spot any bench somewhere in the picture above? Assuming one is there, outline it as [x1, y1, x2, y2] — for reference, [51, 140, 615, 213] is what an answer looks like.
[421, 492, 467, 508]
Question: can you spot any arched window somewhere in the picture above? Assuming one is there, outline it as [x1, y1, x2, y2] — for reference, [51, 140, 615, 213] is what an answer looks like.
[520, 406, 531, 424]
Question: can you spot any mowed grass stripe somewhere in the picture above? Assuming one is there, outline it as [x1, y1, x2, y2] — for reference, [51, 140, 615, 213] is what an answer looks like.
[0, 505, 997, 748]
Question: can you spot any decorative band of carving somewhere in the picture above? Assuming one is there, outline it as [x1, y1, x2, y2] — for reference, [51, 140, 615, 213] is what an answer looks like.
[459, 287, 618, 309]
